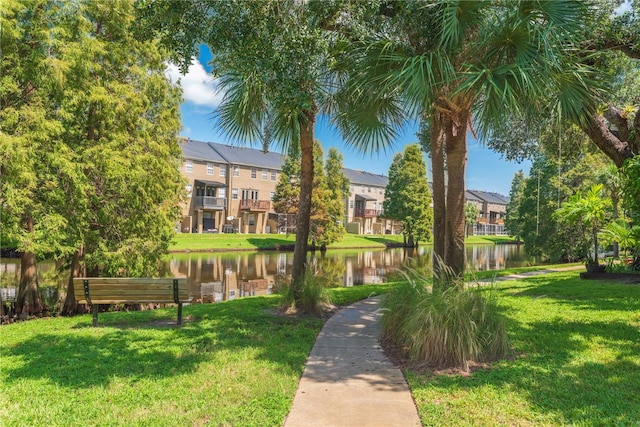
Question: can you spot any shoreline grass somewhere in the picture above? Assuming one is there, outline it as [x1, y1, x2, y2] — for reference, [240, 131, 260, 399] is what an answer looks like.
[168, 233, 515, 252]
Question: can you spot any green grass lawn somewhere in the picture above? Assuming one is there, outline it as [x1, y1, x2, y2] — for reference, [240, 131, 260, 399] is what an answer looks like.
[0, 284, 393, 427]
[3, 271, 635, 426]
[408, 271, 640, 426]
[169, 232, 515, 252]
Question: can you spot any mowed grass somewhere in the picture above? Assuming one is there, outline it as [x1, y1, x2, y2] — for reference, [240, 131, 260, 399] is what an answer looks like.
[0, 285, 393, 427]
[3, 270, 636, 426]
[408, 271, 640, 426]
[169, 232, 407, 252]
[168, 232, 515, 252]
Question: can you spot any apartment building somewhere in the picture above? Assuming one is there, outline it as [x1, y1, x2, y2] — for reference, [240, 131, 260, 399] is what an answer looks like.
[179, 138, 509, 235]
[180, 138, 285, 234]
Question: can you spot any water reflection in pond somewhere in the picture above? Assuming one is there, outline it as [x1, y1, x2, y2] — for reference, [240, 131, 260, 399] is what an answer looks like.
[168, 244, 532, 304]
[2, 244, 534, 308]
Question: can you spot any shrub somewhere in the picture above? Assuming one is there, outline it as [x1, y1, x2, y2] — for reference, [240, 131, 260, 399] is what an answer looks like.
[381, 265, 509, 371]
[276, 266, 333, 315]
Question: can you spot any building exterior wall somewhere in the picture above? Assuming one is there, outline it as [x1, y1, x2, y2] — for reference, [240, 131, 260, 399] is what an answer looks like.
[179, 139, 509, 236]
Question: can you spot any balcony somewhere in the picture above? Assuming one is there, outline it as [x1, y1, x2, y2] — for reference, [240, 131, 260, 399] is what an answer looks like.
[354, 209, 381, 218]
[240, 199, 271, 212]
[194, 196, 227, 210]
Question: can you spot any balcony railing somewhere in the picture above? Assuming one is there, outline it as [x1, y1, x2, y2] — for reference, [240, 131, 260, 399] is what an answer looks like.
[240, 199, 271, 211]
[194, 196, 227, 210]
[354, 209, 381, 218]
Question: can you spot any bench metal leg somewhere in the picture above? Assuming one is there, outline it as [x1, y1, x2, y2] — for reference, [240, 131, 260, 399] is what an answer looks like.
[92, 304, 99, 327]
[177, 303, 183, 325]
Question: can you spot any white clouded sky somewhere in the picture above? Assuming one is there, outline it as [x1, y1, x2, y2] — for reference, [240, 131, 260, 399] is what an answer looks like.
[165, 59, 223, 108]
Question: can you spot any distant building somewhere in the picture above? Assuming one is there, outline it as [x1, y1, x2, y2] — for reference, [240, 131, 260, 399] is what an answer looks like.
[178, 138, 509, 236]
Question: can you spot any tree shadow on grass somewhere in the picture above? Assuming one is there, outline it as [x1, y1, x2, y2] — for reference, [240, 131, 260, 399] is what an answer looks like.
[1, 296, 322, 390]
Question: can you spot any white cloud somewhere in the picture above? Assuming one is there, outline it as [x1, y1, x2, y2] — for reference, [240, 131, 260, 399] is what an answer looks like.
[613, 0, 632, 15]
[165, 59, 223, 108]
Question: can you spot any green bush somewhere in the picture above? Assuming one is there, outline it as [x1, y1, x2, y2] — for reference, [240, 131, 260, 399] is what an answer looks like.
[276, 266, 333, 315]
[381, 266, 509, 371]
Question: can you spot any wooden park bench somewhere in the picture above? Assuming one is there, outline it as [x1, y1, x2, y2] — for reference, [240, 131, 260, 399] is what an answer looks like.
[73, 277, 190, 326]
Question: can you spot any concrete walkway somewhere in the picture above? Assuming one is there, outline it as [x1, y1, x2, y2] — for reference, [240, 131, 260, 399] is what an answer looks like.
[283, 296, 421, 427]
[283, 265, 584, 427]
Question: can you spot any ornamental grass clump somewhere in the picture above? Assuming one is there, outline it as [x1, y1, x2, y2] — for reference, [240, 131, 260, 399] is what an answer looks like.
[381, 263, 509, 371]
[277, 266, 333, 315]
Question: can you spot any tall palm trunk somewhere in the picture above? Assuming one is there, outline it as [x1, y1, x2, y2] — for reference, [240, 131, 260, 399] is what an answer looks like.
[291, 110, 316, 305]
[16, 216, 44, 316]
[430, 115, 446, 283]
[443, 111, 469, 279]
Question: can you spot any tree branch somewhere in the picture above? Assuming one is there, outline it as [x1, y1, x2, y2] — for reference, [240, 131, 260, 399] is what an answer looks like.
[581, 113, 634, 167]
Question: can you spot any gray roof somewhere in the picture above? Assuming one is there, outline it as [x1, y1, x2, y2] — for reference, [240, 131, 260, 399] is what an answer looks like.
[180, 138, 226, 163]
[208, 141, 286, 170]
[342, 168, 389, 187]
[468, 190, 509, 205]
[465, 191, 483, 202]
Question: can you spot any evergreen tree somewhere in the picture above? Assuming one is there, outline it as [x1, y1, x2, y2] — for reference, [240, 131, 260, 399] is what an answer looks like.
[1, 0, 183, 315]
[505, 170, 527, 242]
[383, 145, 433, 247]
[273, 143, 347, 248]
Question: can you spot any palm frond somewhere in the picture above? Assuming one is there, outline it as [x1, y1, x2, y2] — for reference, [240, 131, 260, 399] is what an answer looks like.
[213, 71, 267, 143]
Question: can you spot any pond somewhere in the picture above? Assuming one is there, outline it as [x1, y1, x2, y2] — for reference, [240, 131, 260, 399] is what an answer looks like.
[1, 243, 536, 311]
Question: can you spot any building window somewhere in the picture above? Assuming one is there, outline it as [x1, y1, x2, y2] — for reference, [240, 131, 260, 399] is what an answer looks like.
[248, 214, 256, 226]
[349, 200, 354, 209]
[271, 171, 277, 181]
[233, 165, 240, 177]
[219, 164, 226, 177]
[251, 168, 257, 179]
[232, 188, 238, 199]
[206, 163, 214, 175]
[368, 186, 372, 193]
[262, 169, 268, 180]
[218, 188, 226, 198]
[185, 160, 193, 173]
[270, 191, 275, 201]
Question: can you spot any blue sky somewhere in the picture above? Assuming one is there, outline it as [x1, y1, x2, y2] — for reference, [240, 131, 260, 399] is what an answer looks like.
[168, 46, 531, 196]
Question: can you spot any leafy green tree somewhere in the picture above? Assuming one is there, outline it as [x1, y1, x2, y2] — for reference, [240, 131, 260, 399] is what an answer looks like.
[340, 0, 595, 279]
[383, 145, 432, 247]
[1, 0, 183, 315]
[554, 184, 612, 266]
[274, 142, 347, 249]
[272, 146, 301, 216]
[322, 148, 349, 248]
[464, 203, 479, 238]
[505, 171, 527, 242]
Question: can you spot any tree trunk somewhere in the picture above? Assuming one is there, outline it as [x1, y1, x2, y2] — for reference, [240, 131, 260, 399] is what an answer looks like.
[15, 216, 44, 316]
[291, 110, 316, 307]
[430, 114, 446, 280]
[62, 247, 88, 316]
[443, 113, 469, 279]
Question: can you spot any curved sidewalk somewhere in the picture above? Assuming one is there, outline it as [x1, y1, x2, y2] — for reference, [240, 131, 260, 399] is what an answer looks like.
[283, 296, 421, 427]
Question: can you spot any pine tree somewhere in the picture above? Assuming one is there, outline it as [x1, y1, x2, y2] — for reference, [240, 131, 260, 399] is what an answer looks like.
[383, 145, 433, 247]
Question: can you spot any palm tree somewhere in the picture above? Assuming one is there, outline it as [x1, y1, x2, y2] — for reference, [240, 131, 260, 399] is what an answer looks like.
[338, 0, 596, 282]
[554, 184, 612, 267]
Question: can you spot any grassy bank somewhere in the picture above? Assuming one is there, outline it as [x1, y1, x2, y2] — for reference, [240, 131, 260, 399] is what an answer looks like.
[169, 233, 514, 252]
[0, 285, 393, 427]
[4, 270, 633, 426]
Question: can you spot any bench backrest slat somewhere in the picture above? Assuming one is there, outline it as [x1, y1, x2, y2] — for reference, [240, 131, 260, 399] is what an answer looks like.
[72, 278, 189, 304]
